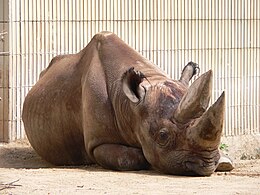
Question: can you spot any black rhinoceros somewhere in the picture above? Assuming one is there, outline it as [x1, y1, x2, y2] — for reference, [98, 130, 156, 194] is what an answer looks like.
[22, 31, 233, 176]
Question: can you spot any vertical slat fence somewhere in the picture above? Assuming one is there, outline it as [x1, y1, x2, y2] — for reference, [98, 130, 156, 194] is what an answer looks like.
[1, 0, 259, 141]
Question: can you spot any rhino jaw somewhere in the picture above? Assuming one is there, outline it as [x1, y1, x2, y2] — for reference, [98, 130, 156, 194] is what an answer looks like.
[174, 70, 213, 123]
[187, 92, 225, 149]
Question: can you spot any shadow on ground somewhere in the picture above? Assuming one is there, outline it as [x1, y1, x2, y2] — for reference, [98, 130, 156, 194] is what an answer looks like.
[0, 141, 52, 169]
[1, 140, 260, 177]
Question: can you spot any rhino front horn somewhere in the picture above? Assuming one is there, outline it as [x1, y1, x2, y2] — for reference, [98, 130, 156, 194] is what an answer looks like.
[174, 70, 213, 123]
[187, 92, 225, 149]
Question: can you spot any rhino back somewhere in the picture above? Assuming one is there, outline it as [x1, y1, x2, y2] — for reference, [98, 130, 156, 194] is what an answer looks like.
[95, 32, 168, 89]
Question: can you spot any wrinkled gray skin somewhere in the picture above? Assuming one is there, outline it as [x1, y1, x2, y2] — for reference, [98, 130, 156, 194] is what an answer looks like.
[22, 32, 233, 176]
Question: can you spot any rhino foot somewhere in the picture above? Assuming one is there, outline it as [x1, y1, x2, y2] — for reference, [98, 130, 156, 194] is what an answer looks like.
[216, 156, 234, 172]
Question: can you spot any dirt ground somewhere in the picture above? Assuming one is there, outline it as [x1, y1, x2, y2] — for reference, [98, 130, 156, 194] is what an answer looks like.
[0, 140, 259, 195]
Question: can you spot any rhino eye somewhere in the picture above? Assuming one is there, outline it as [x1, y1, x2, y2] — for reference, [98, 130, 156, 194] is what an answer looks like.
[156, 128, 170, 146]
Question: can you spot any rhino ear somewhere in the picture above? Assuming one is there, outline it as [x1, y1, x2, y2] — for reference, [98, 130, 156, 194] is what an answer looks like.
[122, 67, 146, 103]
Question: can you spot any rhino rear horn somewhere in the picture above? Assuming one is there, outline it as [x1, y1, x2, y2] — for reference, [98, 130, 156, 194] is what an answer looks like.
[187, 92, 225, 149]
[174, 70, 213, 123]
[122, 67, 146, 103]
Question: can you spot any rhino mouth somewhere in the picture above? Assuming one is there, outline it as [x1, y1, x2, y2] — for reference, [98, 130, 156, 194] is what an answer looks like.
[182, 149, 220, 176]
[184, 159, 219, 176]
[152, 149, 220, 176]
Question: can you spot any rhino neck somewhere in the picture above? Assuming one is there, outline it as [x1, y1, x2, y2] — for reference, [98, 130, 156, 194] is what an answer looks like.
[109, 81, 143, 147]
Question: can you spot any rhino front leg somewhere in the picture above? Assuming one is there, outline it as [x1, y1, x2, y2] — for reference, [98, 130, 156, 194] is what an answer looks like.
[93, 144, 150, 171]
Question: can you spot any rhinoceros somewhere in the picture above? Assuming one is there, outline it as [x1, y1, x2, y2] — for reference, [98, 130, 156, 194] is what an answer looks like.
[22, 31, 233, 176]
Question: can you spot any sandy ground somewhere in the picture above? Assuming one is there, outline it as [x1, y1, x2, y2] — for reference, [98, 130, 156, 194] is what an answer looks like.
[0, 140, 260, 195]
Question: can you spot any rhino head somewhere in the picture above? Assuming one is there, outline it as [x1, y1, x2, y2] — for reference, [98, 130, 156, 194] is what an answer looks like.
[121, 62, 224, 176]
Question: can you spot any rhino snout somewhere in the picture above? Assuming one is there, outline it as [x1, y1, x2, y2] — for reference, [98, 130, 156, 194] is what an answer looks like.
[184, 159, 219, 176]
